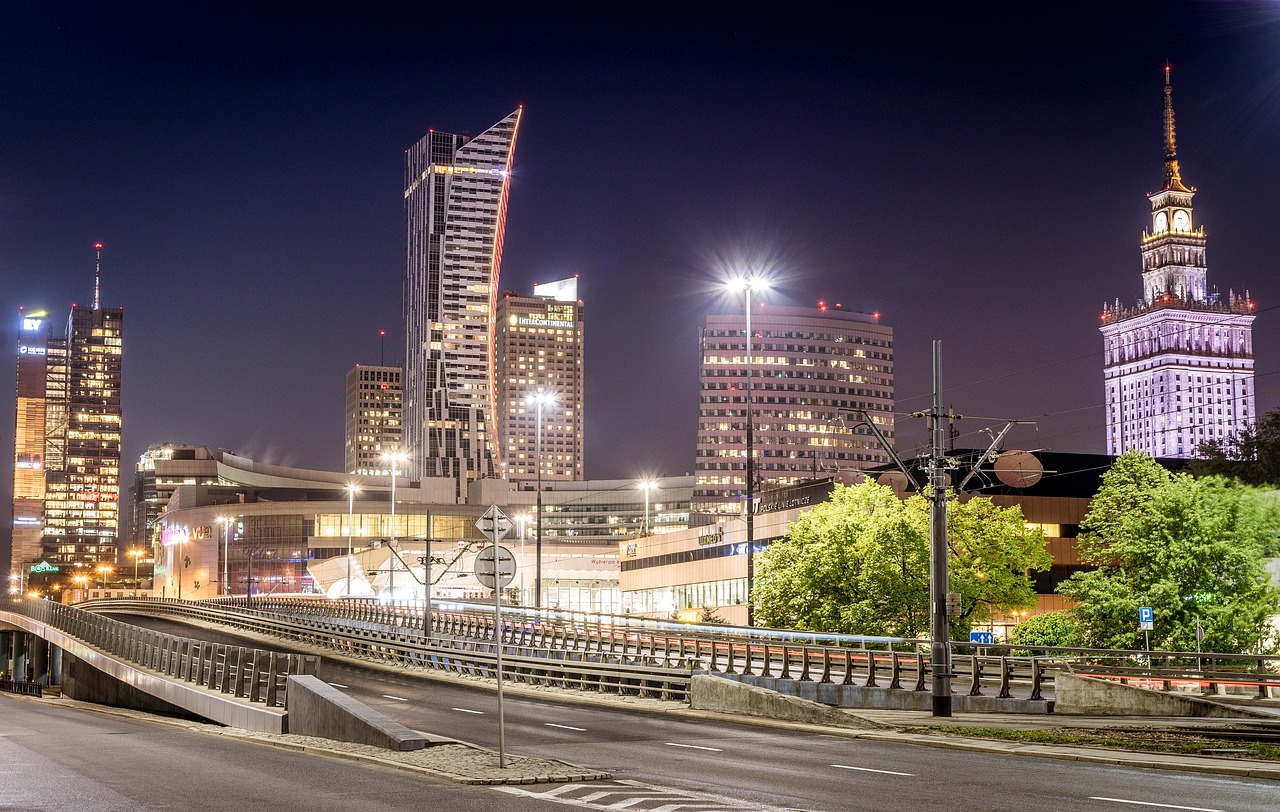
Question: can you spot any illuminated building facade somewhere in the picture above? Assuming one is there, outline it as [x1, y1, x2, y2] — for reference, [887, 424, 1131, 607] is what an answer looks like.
[344, 364, 403, 475]
[1101, 69, 1255, 458]
[42, 302, 124, 567]
[402, 108, 522, 495]
[694, 303, 894, 515]
[7, 308, 52, 590]
[494, 277, 585, 483]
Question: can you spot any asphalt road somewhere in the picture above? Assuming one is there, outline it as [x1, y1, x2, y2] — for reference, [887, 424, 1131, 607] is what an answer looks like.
[94, 614, 1279, 812]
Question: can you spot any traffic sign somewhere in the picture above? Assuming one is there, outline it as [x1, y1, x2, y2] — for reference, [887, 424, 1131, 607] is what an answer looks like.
[474, 545, 516, 589]
[969, 631, 994, 645]
[1139, 606, 1154, 631]
[475, 504, 513, 544]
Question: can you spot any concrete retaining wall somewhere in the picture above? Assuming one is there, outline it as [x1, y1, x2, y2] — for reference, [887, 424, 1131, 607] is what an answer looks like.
[1055, 672, 1273, 718]
[690, 674, 883, 728]
[284, 675, 443, 750]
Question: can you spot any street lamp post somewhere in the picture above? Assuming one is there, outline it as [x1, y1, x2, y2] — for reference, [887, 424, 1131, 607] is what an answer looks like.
[637, 478, 656, 536]
[526, 390, 555, 609]
[345, 483, 360, 598]
[96, 564, 112, 590]
[128, 548, 145, 597]
[381, 451, 406, 607]
[726, 275, 768, 626]
[217, 517, 234, 597]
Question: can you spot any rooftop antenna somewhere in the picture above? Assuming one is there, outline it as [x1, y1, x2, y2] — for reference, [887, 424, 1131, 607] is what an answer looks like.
[93, 242, 103, 310]
[380, 330, 386, 366]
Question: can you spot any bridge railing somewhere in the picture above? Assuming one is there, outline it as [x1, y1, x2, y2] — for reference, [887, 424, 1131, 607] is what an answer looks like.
[0, 598, 316, 708]
[80, 596, 1280, 702]
[85, 596, 695, 701]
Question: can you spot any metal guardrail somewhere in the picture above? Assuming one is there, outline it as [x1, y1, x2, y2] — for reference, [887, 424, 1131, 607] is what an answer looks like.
[87, 597, 695, 702]
[79, 596, 1280, 703]
[0, 598, 316, 708]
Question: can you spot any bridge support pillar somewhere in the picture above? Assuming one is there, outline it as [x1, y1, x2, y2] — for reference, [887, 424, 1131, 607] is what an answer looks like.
[32, 635, 49, 685]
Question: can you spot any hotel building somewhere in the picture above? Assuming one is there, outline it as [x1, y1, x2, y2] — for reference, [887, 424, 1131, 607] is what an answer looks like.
[344, 364, 403, 475]
[1100, 69, 1256, 457]
[494, 277, 585, 483]
[402, 108, 522, 495]
[694, 303, 894, 515]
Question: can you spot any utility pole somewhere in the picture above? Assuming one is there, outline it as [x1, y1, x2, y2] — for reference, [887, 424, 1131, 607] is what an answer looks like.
[926, 340, 952, 718]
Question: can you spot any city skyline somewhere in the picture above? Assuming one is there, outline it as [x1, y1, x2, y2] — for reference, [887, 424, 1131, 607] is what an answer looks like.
[3, 6, 1280, 544]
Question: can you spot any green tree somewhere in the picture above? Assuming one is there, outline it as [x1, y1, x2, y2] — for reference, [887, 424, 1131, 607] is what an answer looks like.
[1007, 610, 1079, 650]
[1059, 450, 1280, 653]
[1189, 408, 1280, 488]
[753, 480, 1050, 636]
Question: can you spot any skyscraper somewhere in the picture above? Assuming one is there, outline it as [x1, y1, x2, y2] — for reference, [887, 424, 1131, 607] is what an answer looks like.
[403, 108, 522, 494]
[1100, 69, 1256, 458]
[494, 277, 585, 483]
[41, 246, 124, 568]
[8, 308, 51, 590]
[344, 364, 403, 475]
[694, 303, 894, 514]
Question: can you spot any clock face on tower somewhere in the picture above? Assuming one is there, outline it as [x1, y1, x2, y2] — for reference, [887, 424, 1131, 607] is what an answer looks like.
[1154, 211, 1168, 232]
[1173, 210, 1190, 231]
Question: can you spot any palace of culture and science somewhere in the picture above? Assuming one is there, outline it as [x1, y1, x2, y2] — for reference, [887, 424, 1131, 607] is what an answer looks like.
[1100, 68, 1256, 458]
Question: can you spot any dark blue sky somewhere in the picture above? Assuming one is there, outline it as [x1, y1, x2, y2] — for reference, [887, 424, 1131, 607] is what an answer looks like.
[3, 3, 1279, 513]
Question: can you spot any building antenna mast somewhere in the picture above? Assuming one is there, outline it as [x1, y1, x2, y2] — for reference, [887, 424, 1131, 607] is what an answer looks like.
[93, 242, 103, 310]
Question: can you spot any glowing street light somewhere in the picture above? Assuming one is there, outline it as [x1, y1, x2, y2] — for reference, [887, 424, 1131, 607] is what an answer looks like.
[637, 478, 657, 536]
[95, 563, 113, 590]
[725, 273, 770, 626]
[525, 389, 557, 609]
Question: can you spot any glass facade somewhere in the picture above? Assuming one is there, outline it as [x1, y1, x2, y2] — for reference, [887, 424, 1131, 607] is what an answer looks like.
[403, 109, 522, 493]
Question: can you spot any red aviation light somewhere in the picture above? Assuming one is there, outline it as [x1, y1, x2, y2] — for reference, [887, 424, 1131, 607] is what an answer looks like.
[94, 243, 103, 250]
[873, 312, 880, 320]
[818, 300, 827, 312]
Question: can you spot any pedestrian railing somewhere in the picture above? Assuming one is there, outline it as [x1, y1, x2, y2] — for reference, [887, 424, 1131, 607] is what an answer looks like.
[0, 678, 43, 698]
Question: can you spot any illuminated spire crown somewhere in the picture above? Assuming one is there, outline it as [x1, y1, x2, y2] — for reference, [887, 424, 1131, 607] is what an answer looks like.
[1162, 65, 1191, 192]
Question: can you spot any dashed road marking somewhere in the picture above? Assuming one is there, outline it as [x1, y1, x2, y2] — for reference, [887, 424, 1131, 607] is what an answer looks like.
[326, 682, 348, 689]
[545, 723, 587, 731]
[451, 707, 484, 714]
[382, 694, 408, 701]
[665, 742, 723, 752]
[1089, 799, 1225, 812]
[831, 764, 914, 776]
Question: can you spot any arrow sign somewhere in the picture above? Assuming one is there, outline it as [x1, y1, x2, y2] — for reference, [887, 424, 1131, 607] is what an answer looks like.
[475, 504, 513, 543]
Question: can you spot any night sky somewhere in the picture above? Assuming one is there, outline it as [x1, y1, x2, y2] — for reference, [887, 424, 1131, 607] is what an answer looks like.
[3, 4, 1279, 535]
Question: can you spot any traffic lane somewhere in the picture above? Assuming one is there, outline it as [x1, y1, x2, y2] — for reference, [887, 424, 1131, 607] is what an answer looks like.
[106, 615, 1280, 811]
[0, 694, 573, 812]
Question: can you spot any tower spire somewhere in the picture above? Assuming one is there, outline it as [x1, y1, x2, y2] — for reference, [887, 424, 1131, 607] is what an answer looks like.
[93, 242, 102, 310]
[1162, 65, 1190, 192]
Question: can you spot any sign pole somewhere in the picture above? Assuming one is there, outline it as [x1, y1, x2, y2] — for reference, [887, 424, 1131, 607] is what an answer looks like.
[493, 522, 505, 768]
[475, 504, 515, 769]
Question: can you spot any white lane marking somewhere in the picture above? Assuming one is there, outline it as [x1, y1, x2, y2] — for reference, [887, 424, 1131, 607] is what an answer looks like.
[326, 682, 348, 689]
[381, 694, 408, 701]
[451, 707, 485, 714]
[664, 742, 722, 751]
[832, 764, 914, 776]
[545, 723, 587, 731]
[1089, 799, 1225, 812]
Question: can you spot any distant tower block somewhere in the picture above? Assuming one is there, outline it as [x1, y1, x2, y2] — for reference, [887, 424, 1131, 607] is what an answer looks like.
[1100, 68, 1255, 458]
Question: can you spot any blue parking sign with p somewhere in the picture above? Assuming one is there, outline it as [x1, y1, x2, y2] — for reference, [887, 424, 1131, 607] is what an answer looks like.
[1139, 607, 1153, 623]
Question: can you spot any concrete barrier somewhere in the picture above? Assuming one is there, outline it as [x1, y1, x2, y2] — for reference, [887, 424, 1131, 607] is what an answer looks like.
[690, 674, 884, 728]
[1055, 672, 1274, 718]
[284, 675, 450, 750]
